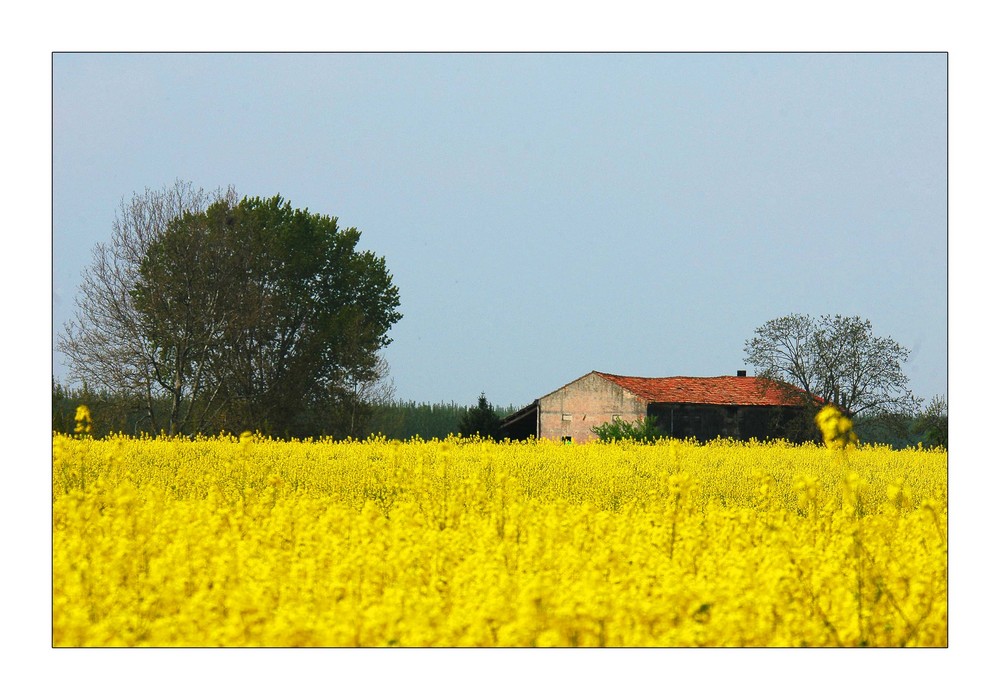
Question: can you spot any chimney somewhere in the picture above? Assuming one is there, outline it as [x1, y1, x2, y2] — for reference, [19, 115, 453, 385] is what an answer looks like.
[737, 370, 747, 377]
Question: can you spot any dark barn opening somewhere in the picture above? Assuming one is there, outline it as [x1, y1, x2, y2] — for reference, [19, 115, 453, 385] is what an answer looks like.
[501, 401, 538, 440]
[648, 403, 809, 442]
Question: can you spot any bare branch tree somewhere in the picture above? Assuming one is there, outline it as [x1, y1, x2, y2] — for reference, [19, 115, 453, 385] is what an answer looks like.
[744, 313, 919, 418]
[744, 313, 819, 395]
[57, 180, 238, 434]
[345, 354, 396, 437]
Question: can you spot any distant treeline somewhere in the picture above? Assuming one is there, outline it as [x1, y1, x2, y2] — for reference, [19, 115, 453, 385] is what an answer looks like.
[365, 400, 520, 441]
[53, 380, 520, 441]
[53, 379, 941, 447]
[851, 413, 946, 450]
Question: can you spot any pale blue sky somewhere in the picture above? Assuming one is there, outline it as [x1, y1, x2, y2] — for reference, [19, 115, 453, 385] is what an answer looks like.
[52, 52, 947, 408]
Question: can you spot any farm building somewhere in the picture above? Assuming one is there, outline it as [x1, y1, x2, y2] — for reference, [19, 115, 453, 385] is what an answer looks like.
[501, 370, 813, 443]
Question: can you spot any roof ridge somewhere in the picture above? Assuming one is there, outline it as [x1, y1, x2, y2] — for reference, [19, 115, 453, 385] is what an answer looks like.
[596, 371, 761, 380]
[594, 372, 804, 406]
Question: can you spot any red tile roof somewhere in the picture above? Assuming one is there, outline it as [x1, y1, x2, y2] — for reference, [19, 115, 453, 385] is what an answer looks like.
[594, 372, 807, 407]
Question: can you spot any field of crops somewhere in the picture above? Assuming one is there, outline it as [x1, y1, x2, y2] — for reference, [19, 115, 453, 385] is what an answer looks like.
[52, 429, 947, 647]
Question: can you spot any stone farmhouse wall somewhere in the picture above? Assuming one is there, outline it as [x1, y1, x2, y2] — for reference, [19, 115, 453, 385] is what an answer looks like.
[537, 372, 645, 443]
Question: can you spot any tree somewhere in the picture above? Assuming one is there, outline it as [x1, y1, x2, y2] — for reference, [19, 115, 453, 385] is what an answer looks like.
[132, 194, 403, 437]
[61, 185, 402, 438]
[58, 180, 239, 435]
[744, 313, 919, 418]
[326, 354, 396, 439]
[458, 393, 503, 439]
[52, 377, 73, 436]
[128, 207, 245, 434]
[913, 394, 947, 448]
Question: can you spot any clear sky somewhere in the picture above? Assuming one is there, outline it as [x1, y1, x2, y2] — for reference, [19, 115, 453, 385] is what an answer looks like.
[52, 52, 947, 409]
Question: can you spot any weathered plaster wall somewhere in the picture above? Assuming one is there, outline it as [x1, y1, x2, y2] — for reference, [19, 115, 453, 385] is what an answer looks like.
[537, 372, 646, 443]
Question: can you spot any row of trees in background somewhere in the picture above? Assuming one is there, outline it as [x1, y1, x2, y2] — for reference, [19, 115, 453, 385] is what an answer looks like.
[55, 374, 943, 448]
[58, 181, 401, 439]
[53, 380, 519, 442]
[853, 395, 948, 449]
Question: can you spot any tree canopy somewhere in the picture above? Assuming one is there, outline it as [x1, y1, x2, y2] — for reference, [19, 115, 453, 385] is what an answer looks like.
[60, 183, 401, 437]
[743, 313, 918, 418]
[913, 394, 948, 448]
[457, 393, 503, 440]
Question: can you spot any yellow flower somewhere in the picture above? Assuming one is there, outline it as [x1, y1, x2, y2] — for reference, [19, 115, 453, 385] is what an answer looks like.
[794, 473, 819, 510]
[50, 433, 947, 647]
[74, 405, 92, 436]
[668, 472, 691, 498]
[814, 406, 857, 449]
[886, 479, 913, 511]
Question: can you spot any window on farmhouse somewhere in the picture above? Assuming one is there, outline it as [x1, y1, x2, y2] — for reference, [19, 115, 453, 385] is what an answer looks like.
[562, 413, 572, 421]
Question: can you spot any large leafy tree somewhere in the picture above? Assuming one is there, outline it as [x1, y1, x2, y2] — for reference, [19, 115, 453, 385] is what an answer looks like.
[128, 206, 246, 434]
[744, 313, 919, 418]
[130, 194, 402, 437]
[61, 184, 401, 437]
[59, 180, 239, 435]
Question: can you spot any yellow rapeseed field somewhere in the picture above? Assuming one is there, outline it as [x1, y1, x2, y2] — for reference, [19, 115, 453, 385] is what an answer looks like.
[52, 422, 947, 647]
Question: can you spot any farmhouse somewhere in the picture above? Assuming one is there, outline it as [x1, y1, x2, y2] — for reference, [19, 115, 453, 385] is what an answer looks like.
[501, 370, 811, 443]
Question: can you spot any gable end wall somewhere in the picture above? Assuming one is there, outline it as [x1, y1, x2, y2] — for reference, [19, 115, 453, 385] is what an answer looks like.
[538, 373, 646, 443]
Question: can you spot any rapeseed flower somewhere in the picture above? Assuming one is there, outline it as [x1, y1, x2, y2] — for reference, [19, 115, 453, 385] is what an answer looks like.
[815, 405, 858, 449]
[74, 404, 92, 436]
[52, 434, 946, 647]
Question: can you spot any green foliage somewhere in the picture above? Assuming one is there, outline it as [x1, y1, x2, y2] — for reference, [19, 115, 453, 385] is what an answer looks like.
[128, 194, 402, 437]
[850, 399, 947, 449]
[913, 395, 947, 448]
[366, 400, 469, 440]
[52, 378, 154, 438]
[592, 416, 666, 443]
[457, 393, 504, 440]
[60, 183, 401, 439]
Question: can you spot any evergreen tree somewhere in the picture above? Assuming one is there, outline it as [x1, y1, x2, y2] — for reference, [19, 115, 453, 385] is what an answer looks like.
[458, 393, 503, 439]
